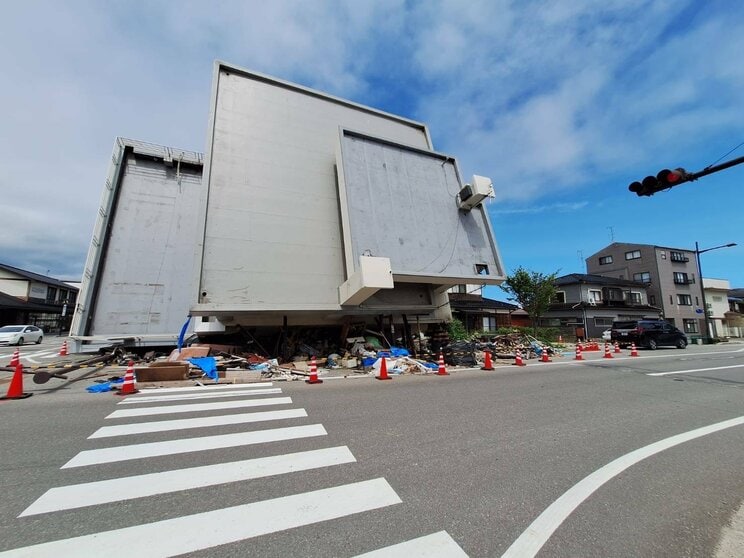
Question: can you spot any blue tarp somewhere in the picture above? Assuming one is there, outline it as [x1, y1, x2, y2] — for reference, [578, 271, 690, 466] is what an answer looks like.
[188, 356, 218, 381]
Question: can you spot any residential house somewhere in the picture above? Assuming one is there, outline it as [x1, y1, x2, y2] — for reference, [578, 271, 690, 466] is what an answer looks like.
[586, 242, 704, 339]
[448, 285, 519, 333]
[726, 288, 744, 338]
[541, 273, 661, 340]
[702, 278, 731, 339]
[0, 263, 79, 332]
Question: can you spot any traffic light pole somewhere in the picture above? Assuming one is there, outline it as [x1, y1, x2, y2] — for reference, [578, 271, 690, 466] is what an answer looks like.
[686, 154, 744, 182]
[629, 154, 744, 196]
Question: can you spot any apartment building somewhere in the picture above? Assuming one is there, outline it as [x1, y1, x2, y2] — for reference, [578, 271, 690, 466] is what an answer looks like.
[586, 242, 704, 337]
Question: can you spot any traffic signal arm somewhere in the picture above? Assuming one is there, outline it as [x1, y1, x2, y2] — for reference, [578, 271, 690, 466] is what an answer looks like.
[628, 154, 744, 196]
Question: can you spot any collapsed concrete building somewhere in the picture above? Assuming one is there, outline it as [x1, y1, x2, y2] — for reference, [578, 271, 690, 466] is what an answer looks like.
[70, 62, 505, 353]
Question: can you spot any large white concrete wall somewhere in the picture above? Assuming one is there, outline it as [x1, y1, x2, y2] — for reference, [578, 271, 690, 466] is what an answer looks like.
[196, 65, 431, 314]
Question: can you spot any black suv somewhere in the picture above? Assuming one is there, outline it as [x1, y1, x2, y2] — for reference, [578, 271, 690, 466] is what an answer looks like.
[611, 319, 688, 350]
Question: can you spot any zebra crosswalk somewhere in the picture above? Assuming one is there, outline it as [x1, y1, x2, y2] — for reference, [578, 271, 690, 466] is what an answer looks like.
[2, 381, 468, 557]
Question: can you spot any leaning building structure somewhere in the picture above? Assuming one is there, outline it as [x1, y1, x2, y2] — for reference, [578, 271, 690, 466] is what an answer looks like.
[70, 62, 505, 351]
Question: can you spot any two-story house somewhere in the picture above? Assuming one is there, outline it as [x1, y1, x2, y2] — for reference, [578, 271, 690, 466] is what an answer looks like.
[726, 288, 744, 338]
[586, 243, 704, 338]
[0, 263, 78, 332]
[541, 273, 660, 340]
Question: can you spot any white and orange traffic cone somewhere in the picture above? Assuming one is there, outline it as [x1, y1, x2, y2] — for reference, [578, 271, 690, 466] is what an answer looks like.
[59, 340, 68, 357]
[115, 361, 139, 395]
[7, 348, 20, 368]
[630, 343, 639, 357]
[603, 343, 614, 359]
[513, 349, 526, 366]
[305, 356, 323, 384]
[575, 343, 583, 361]
[437, 352, 449, 375]
[540, 347, 551, 362]
[614, 341, 621, 354]
[481, 349, 494, 371]
[376, 357, 392, 380]
[0, 362, 33, 400]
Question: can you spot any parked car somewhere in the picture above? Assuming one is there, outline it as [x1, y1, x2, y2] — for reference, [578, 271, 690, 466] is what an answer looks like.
[0, 325, 44, 346]
[610, 319, 687, 349]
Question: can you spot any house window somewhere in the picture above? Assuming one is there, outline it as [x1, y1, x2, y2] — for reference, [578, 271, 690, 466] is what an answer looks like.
[713, 295, 723, 302]
[683, 319, 698, 333]
[633, 272, 651, 283]
[649, 295, 656, 305]
[625, 250, 641, 260]
[670, 251, 689, 262]
[554, 291, 566, 303]
[482, 316, 498, 332]
[46, 286, 58, 304]
[677, 294, 692, 305]
[598, 255, 613, 265]
[455, 285, 467, 294]
[673, 272, 692, 284]
[588, 290, 602, 302]
[475, 264, 489, 275]
[594, 317, 613, 326]
[629, 292, 642, 304]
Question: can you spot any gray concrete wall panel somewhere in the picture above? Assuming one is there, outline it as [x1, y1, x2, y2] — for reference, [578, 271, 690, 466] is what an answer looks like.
[338, 131, 503, 282]
[85, 151, 203, 336]
[198, 65, 432, 313]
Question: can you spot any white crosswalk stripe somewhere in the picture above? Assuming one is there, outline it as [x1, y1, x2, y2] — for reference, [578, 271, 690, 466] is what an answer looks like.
[2, 382, 465, 556]
[106, 396, 293, 419]
[21, 446, 357, 516]
[2, 479, 401, 558]
[63, 423, 328, 468]
[89, 408, 308, 438]
[354, 531, 469, 557]
[116, 388, 282, 404]
[124, 382, 276, 395]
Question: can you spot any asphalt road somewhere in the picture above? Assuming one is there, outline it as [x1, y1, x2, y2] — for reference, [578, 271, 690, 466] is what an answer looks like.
[0, 343, 742, 557]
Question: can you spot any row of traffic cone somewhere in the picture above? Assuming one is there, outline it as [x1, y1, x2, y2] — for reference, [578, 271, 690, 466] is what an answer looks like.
[4, 340, 69, 367]
[575, 342, 638, 360]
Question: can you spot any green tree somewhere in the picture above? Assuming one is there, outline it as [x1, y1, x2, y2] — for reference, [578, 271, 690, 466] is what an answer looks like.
[500, 267, 558, 334]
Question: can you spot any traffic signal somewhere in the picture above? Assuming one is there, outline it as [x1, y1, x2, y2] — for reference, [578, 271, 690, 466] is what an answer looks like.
[628, 168, 690, 196]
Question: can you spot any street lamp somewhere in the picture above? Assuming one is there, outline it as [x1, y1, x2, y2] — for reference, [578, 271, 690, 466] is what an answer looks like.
[695, 241, 737, 343]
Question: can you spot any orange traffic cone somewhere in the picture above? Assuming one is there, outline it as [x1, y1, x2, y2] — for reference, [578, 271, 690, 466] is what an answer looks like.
[305, 355, 323, 384]
[540, 347, 551, 362]
[603, 343, 613, 359]
[7, 348, 20, 368]
[376, 357, 392, 380]
[614, 341, 621, 354]
[513, 349, 526, 366]
[437, 352, 449, 375]
[1, 363, 33, 400]
[630, 343, 639, 357]
[115, 361, 139, 395]
[575, 343, 583, 360]
[481, 349, 494, 371]
[59, 340, 68, 357]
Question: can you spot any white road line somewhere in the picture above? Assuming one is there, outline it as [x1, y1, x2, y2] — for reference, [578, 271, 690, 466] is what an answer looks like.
[106, 397, 292, 419]
[62, 424, 327, 468]
[1, 478, 401, 558]
[501, 415, 744, 558]
[354, 531, 469, 557]
[89, 408, 308, 438]
[22, 446, 356, 516]
[117, 388, 282, 404]
[647, 364, 744, 377]
[127, 382, 274, 395]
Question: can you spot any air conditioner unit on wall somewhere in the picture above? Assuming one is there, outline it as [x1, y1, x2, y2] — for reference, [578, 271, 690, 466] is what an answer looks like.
[457, 175, 494, 211]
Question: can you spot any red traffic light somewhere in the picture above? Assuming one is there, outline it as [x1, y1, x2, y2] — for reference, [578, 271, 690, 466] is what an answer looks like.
[656, 168, 688, 186]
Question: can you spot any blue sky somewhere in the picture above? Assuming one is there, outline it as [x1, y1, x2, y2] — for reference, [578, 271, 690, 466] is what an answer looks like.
[1, 0, 742, 301]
